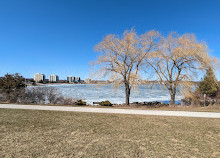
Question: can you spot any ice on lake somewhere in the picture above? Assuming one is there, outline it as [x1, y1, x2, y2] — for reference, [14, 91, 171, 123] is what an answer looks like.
[29, 84, 182, 104]
[29, 84, 183, 104]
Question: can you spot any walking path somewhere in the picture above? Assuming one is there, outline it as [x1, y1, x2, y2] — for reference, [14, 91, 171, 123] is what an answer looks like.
[0, 104, 220, 118]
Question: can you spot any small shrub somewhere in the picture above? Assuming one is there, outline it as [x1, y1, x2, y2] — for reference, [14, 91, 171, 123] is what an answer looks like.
[75, 99, 87, 106]
[141, 101, 169, 108]
[99, 100, 113, 106]
[18, 87, 77, 106]
[62, 97, 76, 105]
[213, 90, 220, 100]
[19, 87, 47, 104]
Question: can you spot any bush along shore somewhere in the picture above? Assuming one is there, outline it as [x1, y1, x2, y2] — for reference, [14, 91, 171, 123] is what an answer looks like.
[0, 86, 87, 106]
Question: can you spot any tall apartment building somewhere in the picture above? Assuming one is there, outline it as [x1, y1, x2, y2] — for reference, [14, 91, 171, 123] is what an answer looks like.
[67, 76, 81, 83]
[67, 76, 75, 83]
[49, 74, 59, 82]
[75, 77, 81, 83]
[34, 73, 45, 82]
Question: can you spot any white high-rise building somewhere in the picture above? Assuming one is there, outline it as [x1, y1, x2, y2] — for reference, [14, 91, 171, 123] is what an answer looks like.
[34, 73, 45, 82]
[67, 76, 75, 83]
[49, 74, 59, 82]
[75, 77, 81, 83]
[67, 76, 81, 83]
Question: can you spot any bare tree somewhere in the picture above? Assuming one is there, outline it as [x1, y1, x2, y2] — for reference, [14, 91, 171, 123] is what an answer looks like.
[147, 32, 215, 105]
[93, 29, 159, 105]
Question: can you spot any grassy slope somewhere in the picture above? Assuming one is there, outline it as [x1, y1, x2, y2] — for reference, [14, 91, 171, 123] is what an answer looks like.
[0, 109, 220, 158]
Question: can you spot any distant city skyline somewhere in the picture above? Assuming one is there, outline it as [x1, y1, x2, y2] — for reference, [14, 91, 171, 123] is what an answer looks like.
[32, 72, 81, 80]
[0, 0, 220, 80]
[33, 73, 81, 81]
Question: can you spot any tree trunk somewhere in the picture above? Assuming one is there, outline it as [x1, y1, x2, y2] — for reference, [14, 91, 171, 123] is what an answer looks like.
[169, 90, 176, 106]
[125, 82, 130, 105]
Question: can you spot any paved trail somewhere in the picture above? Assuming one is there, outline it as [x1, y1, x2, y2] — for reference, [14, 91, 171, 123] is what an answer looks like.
[0, 104, 220, 118]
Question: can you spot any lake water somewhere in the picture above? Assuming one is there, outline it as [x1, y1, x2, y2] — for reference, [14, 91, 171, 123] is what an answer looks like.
[35, 84, 183, 104]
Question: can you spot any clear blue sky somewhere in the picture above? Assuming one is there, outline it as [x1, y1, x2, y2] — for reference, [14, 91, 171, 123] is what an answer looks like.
[0, 0, 220, 80]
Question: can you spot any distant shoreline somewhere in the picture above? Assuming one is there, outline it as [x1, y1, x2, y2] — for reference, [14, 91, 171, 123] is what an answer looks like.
[27, 83, 158, 86]
[27, 81, 198, 86]
[27, 83, 112, 86]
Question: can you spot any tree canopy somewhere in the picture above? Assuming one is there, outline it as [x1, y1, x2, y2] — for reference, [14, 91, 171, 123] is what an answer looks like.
[0, 73, 26, 102]
[198, 67, 219, 97]
[94, 29, 159, 105]
[147, 32, 214, 105]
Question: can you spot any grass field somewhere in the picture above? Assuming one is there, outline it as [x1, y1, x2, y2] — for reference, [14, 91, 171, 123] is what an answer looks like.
[0, 109, 220, 158]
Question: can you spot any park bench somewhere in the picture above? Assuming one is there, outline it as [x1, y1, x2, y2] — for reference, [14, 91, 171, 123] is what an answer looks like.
[132, 102, 139, 104]
[93, 102, 101, 105]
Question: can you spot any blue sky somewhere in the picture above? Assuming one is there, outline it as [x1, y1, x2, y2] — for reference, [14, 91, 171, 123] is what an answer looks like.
[0, 0, 220, 80]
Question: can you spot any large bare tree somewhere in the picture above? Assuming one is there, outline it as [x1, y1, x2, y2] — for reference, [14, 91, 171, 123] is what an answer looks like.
[93, 29, 159, 105]
[147, 32, 214, 105]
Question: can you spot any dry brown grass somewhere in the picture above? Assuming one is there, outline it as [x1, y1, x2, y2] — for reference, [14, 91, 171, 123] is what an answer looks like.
[0, 109, 220, 158]
[111, 104, 220, 112]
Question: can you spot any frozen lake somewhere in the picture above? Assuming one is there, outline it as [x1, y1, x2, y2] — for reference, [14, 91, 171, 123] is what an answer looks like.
[32, 84, 183, 104]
